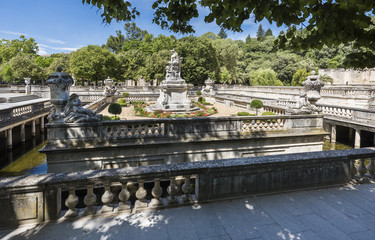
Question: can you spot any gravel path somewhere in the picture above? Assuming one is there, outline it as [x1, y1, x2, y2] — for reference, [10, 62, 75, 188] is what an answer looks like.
[99, 97, 256, 120]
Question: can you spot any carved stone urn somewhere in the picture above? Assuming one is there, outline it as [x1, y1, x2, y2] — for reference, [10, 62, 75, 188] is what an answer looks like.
[46, 66, 74, 122]
[303, 71, 324, 105]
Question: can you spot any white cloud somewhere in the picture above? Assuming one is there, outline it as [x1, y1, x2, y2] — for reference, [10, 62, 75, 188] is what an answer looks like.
[0, 30, 27, 36]
[46, 38, 65, 44]
[37, 47, 48, 55]
[38, 43, 78, 52]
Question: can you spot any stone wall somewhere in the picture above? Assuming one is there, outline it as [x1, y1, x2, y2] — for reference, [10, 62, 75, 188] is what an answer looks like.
[1, 148, 374, 228]
[320, 68, 375, 85]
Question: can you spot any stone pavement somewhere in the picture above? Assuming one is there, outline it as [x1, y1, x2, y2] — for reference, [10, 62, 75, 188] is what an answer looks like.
[1, 183, 375, 240]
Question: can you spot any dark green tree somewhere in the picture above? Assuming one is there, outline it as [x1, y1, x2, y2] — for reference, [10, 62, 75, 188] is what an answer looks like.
[218, 28, 228, 39]
[0, 35, 38, 64]
[124, 22, 148, 41]
[108, 103, 122, 119]
[265, 29, 273, 37]
[256, 25, 265, 41]
[250, 99, 264, 116]
[245, 34, 251, 44]
[105, 30, 125, 53]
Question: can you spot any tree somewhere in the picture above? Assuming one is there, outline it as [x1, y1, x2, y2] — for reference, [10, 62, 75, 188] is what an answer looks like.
[46, 54, 71, 76]
[117, 49, 146, 81]
[0, 35, 38, 64]
[144, 49, 170, 82]
[250, 99, 263, 116]
[105, 30, 125, 53]
[3, 54, 44, 84]
[256, 25, 265, 41]
[245, 34, 251, 44]
[70, 45, 118, 86]
[265, 29, 273, 37]
[291, 68, 309, 86]
[201, 32, 219, 40]
[124, 22, 148, 41]
[218, 28, 227, 39]
[108, 103, 122, 119]
[82, 0, 375, 67]
[250, 68, 283, 86]
[175, 36, 219, 85]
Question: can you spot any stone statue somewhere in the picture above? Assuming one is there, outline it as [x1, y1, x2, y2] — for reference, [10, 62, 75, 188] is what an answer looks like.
[287, 71, 324, 115]
[103, 77, 118, 96]
[63, 94, 102, 123]
[202, 78, 215, 96]
[46, 66, 102, 123]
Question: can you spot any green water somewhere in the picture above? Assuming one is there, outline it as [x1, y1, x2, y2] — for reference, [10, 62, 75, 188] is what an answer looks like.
[323, 140, 352, 151]
[0, 141, 47, 177]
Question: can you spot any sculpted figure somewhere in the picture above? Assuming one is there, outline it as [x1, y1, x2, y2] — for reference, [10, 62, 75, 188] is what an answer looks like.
[63, 94, 102, 123]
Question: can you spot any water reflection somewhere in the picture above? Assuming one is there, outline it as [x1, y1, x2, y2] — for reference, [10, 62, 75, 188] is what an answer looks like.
[323, 140, 352, 151]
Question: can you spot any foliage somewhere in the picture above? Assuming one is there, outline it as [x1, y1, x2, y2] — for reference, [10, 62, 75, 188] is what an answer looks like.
[250, 99, 263, 109]
[35, 56, 53, 69]
[0, 64, 14, 83]
[196, 91, 202, 96]
[143, 49, 170, 82]
[3, 54, 44, 84]
[261, 111, 276, 116]
[256, 25, 265, 41]
[321, 75, 333, 84]
[218, 28, 227, 39]
[122, 92, 130, 97]
[250, 99, 263, 115]
[291, 68, 309, 86]
[46, 54, 71, 76]
[0, 35, 38, 64]
[265, 29, 273, 37]
[198, 97, 206, 103]
[250, 68, 283, 86]
[105, 30, 125, 53]
[118, 98, 128, 106]
[175, 36, 219, 85]
[108, 103, 122, 117]
[237, 112, 252, 116]
[117, 49, 146, 81]
[102, 115, 113, 121]
[70, 45, 119, 85]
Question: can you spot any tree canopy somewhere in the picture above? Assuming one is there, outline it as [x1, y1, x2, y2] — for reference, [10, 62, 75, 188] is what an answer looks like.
[82, 0, 375, 67]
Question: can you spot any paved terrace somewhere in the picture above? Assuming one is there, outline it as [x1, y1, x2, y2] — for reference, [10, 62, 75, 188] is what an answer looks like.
[1, 183, 374, 240]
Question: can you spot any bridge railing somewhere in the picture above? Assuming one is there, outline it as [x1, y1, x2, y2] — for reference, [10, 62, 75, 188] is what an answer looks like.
[0, 147, 374, 227]
[318, 104, 375, 125]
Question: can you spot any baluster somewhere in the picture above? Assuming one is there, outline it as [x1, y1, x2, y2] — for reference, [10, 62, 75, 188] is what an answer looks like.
[350, 160, 358, 178]
[101, 183, 114, 213]
[181, 176, 192, 202]
[83, 185, 97, 215]
[357, 159, 367, 177]
[64, 187, 79, 218]
[135, 180, 148, 210]
[118, 181, 131, 212]
[150, 178, 163, 208]
[366, 158, 375, 176]
[167, 177, 179, 205]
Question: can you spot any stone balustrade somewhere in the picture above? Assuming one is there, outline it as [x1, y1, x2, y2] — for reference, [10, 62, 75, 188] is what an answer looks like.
[0, 99, 50, 129]
[318, 104, 375, 126]
[1, 147, 374, 227]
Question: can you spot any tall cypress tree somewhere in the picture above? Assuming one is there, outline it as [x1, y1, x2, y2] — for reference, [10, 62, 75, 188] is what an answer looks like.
[218, 28, 228, 39]
[256, 25, 265, 41]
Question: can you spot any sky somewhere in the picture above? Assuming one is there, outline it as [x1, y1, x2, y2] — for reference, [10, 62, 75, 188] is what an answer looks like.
[0, 0, 287, 55]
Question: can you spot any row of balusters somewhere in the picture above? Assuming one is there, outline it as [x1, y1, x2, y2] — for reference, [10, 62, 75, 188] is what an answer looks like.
[63, 176, 194, 218]
[12, 106, 32, 117]
[350, 158, 375, 178]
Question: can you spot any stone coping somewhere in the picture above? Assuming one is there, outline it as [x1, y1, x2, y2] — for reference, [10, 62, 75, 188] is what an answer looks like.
[1, 148, 374, 189]
[44, 114, 324, 128]
[317, 103, 375, 113]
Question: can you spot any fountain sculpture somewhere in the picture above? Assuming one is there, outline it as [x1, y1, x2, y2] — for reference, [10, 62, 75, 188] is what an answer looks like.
[147, 49, 197, 112]
[46, 66, 102, 123]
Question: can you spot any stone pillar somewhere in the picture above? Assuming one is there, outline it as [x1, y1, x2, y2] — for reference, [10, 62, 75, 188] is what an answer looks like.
[40, 117, 45, 132]
[31, 120, 36, 137]
[7, 128, 12, 149]
[20, 124, 26, 143]
[331, 125, 336, 143]
[355, 129, 361, 149]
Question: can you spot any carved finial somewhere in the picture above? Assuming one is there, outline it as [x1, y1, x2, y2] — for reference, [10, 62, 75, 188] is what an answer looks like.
[311, 70, 316, 75]
[57, 66, 63, 72]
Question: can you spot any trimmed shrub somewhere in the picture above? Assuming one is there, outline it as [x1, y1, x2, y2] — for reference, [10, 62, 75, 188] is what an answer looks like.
[237, 112, 251, 116]
[122, 92, 130, 97]
[108, 103, 122, 118]
[250, 99, 263, 115]
[118, 98, 127, 106]
[198, 96, 206, 103]
[102, 115, 112, 121]
[196, 91, 202, 96]
[261, 111, 276, 116]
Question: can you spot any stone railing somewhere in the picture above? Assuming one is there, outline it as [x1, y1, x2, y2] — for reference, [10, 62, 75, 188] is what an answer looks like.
[318, 104, 375, 126]
[0, 99, 51, 128]
[83, 97, 108, 113]
[1, 147, 374, 227]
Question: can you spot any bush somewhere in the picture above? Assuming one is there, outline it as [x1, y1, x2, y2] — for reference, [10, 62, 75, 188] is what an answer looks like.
[118, 98, 127, 107]
[237, 112, 251, 116]
[262, 111, 276, 116]
[102, 115, 112, 121]
[250, 99, 263, 115]
[198, 96, 206, 103]
[108, 103, 122, 118]
[122, 92, 130, 97]
[196, 91, 202, 96]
